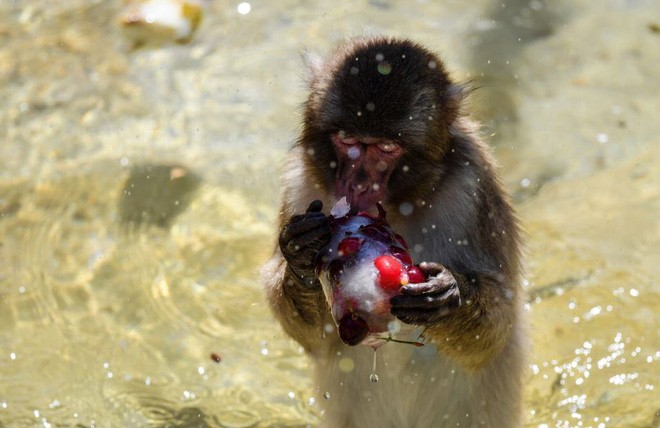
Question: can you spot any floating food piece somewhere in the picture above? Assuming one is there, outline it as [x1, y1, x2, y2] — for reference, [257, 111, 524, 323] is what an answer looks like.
[119, 0, 204, 47]
[210, 352, 221, 363]
[316, 198, 426, 347]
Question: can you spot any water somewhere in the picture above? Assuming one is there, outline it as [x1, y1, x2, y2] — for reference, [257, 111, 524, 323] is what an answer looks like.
[1, 0, 658, 427]
[370, 350, 379, 383]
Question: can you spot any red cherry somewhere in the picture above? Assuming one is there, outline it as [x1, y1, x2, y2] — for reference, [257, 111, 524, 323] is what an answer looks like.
[389, 246, 413, 266]
[407, 266, 426, 284]
[338, 237, 362, 257]
[374, 255, 404, 290]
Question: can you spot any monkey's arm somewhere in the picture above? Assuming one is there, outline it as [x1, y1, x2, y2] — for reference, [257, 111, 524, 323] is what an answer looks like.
[391, 263, 519, 371]
[261, 200, 333, 354]
[261, 252, 331, 354]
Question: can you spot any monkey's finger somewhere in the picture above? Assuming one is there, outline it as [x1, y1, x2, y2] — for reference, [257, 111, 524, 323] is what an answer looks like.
[418, 262, 445, 277]
[285, 228, 330, 253]
[390, 289, 458, 310]
[391, 307, 452, 326]
[390, 295, 437, 309]
[282, 214, 329, 239]
[400, 274, 456, 296]
[306, 200, 324, 213]
[398, 282, 437, 295]
[287, 208, 326, 225]
[287, 213, 306, 224]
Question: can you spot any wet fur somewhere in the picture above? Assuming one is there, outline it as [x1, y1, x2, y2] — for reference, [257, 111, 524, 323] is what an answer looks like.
[261, 37, 526, 427]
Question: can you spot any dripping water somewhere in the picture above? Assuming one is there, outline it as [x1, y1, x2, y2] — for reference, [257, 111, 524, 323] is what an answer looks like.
[369, 349, 379, 382]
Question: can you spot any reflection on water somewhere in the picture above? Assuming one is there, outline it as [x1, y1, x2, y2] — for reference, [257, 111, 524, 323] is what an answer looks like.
[0, 0, 658, 427]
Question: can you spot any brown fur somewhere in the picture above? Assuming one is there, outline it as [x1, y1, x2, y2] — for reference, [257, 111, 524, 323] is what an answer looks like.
[261, 37, 526, 427]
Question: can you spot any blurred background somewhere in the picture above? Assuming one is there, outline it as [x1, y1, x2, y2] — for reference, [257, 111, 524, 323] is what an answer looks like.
[0, 0, 658, 426]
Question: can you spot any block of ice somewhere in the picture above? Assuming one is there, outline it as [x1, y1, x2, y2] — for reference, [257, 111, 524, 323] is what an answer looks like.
[315, 198, 426, 348]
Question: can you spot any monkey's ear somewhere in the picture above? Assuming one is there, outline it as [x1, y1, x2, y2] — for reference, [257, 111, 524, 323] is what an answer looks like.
[301, 50, 325, 83]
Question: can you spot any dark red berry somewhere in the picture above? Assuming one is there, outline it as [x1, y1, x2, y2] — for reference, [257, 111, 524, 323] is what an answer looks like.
[389, 246, 413, 266]
[407, 266, 426, 284]
[360, 224, 391, 241]
[338, 314, 369, 346]
[338, 237, 362, 257]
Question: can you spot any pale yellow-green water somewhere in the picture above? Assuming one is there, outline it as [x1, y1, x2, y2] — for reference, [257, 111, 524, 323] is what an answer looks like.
[0, 1, 658, 427]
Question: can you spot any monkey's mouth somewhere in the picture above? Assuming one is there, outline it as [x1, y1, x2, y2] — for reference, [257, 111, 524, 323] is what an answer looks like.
[336, 183, 386, 213]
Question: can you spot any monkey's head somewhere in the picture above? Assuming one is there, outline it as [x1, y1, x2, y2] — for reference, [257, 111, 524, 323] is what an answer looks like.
[300, 37, 463, 212]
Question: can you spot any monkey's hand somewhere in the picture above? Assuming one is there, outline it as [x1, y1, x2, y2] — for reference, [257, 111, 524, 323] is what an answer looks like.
[390, 262, 462, 325]
[279, 200, 331, 289]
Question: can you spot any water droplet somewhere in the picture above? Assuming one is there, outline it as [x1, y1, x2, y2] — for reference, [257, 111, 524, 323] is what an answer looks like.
[237, 2, 251, 15]
[339, 357, 355, 372]
[387, 320, 402, 334]
[377, 62, 392, 75]
[399, 202, 413, 216]
[369, 350, 379, 382]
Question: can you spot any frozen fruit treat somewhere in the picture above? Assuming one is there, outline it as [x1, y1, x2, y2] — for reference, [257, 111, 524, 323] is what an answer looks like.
[315, 198, 426, 347]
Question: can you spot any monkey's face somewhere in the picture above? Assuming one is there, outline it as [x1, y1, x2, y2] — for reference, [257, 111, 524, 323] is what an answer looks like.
[303, 38, 459, 212]
[331, 132, 402, 212]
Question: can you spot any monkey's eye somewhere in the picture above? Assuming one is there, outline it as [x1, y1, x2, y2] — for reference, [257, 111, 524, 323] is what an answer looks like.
[341, 137, 359, 146]
[377, 141, 398, 153]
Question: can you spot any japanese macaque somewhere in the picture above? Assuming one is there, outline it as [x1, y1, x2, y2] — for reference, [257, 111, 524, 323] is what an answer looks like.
[260, 37, 526, 428]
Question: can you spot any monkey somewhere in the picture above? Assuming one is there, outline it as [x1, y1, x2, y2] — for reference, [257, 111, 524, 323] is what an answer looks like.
[260, 37, 526, 428]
